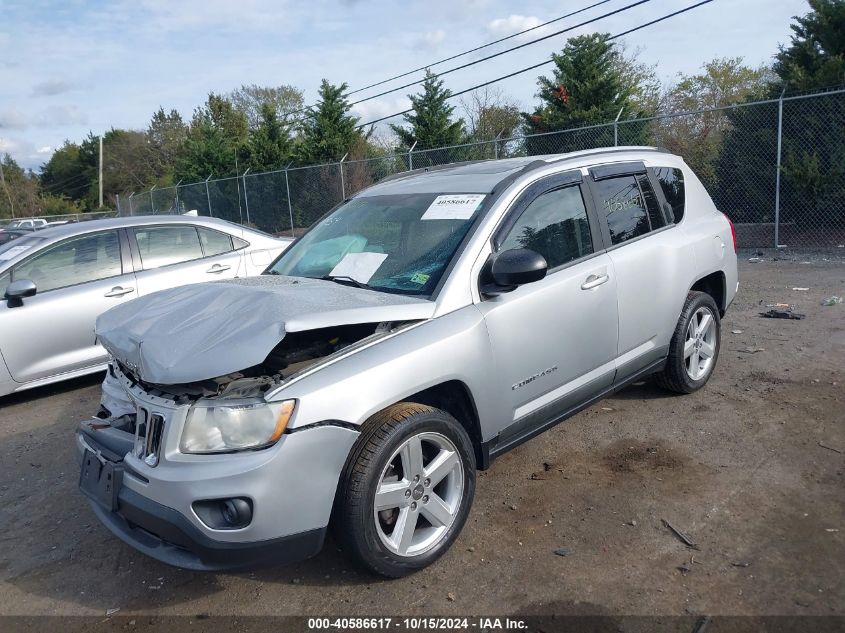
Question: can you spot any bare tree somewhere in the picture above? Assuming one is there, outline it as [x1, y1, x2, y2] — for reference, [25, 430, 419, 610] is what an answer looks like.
[459, 86, 522, 143]
[229, 84, 305, 129]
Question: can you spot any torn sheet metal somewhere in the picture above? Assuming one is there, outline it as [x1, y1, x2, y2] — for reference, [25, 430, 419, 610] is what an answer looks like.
[95, 275, 434, 385]
[100, 368, 135, 417]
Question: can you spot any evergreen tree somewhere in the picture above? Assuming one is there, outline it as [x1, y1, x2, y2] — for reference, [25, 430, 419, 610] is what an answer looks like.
[177, 93, 249, 183]
[147, 107, 187, 180]
[298, 80, 360, 164]
[247, 103, 293, 172]
[522, 34, 643, 153]
[390, 70, 465, 152]
[773, 0, 845, 92]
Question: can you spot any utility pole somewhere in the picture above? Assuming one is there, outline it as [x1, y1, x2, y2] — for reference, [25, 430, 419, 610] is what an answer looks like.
[98, 135, 104, 208]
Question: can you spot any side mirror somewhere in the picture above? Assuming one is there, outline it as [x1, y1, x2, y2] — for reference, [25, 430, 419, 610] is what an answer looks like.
[491, 248, 548, 288]
[5, 279, 37, 306]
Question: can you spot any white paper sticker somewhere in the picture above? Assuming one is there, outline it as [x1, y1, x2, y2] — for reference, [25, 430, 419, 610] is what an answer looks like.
[329, 252, 388, 284]
[0, 245, 30, 261]
[421, 194, 485, 220]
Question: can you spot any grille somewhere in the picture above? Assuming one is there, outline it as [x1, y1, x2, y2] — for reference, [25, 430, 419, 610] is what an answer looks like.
[133, 407, 165, 467]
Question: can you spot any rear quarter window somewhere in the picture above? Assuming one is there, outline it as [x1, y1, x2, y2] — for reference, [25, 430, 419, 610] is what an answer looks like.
[653, 167, 685, 223]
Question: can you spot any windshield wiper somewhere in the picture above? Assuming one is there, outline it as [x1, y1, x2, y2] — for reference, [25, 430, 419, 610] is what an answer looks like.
[319, 274, 376, 291]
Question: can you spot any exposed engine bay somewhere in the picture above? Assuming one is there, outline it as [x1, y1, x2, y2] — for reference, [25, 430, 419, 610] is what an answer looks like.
[96, 322, 402, 432]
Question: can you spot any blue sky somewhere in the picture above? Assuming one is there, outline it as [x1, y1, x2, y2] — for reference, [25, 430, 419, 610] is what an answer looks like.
[0, 0, 810, 171]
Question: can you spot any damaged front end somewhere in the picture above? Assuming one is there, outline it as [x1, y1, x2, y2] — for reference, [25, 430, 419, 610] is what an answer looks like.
[84, 319, 403, 463]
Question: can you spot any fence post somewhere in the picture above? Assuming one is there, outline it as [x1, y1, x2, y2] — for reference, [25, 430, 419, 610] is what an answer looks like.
[128, 192, 135, 216]
[284, 162, 294, 237]
[116, 193, 121, 216]
[242, 168, 251, 226]
[774, 87, 786, 248]
[494, 130, 505, 160]
[339, 153, 348, 199]
[174, 179, 183, 214]
[149, 185, 156, 214]
[408, 140, 417, 171]
[204, 175, 213, 218]
[613, 107, 624, 147]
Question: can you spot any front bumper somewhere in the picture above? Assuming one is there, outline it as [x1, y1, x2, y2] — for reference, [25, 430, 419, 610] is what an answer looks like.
[77, 416, 359, 571]
[87, 483, 325, 571]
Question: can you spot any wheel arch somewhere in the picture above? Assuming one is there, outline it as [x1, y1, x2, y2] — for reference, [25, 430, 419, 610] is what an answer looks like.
[689, 270, 726, 316]
[401, 380, 485, 470]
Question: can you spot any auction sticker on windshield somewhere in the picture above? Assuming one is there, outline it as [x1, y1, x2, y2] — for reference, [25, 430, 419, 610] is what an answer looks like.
[421, 194, 485, 220]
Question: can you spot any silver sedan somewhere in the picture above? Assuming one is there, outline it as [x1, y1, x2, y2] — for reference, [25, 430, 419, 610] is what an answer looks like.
[0, 215, 291, 397]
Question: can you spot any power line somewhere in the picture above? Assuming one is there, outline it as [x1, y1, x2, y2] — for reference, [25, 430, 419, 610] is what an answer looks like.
[346, 0, 614, 97]
[358, 0, 716, 129]
[348, 0, 655, 109]
[39, 172, 93, 194]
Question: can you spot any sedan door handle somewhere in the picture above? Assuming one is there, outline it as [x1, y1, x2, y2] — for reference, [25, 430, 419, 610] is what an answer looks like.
[104, 286, 134, 298]
[581, 274, 610, 290]
[206, 264, 231, 274]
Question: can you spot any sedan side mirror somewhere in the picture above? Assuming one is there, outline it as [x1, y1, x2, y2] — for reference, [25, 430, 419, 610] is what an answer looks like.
[491, 248, 548, 288]
[5, 279, 37, 307]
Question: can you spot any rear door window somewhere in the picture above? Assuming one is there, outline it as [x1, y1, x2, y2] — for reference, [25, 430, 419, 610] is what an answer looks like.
[134, 225, 204, 269]
[594, 175, 666, 245]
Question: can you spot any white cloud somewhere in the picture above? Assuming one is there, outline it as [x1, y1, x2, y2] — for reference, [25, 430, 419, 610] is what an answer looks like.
[486, 14, 543, 38]
[351, 96, 411, 128]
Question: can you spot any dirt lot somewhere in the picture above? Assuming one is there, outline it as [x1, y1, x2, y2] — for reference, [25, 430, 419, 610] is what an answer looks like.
[0, 255, 843, 622]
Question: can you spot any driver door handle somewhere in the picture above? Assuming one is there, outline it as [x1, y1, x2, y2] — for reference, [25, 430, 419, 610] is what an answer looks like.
[581, 274, 609, 290]
[207, 264, 231, 274]
[104, 286, 134, 298]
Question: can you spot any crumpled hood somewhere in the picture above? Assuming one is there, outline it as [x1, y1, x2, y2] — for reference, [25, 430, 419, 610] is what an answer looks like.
[95, 275, 435, 385]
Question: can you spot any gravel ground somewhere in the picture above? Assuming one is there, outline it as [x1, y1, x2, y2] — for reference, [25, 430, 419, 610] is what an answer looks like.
[0, 255, 842, 622]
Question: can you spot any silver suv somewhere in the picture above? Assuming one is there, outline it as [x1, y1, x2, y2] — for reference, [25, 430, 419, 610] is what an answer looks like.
[77, 148, 738, 577]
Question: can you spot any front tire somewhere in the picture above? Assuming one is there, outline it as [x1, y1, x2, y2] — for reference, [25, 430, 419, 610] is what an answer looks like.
[655, 291, 721, 394]
[336, 403, 476, 578]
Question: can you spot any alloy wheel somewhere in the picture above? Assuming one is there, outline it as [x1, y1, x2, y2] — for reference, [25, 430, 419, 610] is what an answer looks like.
[684, 306, 717, 380]
[373, 432, 464, 557]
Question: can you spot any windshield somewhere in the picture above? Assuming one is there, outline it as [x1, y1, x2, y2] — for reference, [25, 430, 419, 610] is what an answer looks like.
[0, 236, 46, 263]
[266, 192, 487, 296]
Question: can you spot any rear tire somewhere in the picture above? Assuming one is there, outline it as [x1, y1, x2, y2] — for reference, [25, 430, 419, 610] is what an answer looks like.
[336, 403, 476, 578]
[655, 291, 721, 394]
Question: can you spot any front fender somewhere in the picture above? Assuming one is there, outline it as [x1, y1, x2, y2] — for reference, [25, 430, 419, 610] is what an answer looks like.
[272, 306, 502, 442]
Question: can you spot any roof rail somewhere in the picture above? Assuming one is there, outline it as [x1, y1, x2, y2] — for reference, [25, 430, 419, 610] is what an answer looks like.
[378, 159, 492, 184]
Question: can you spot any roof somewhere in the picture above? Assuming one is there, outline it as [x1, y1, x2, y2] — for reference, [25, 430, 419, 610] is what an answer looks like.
[357, 146, 671, 197]
[16, 214, 246, 241]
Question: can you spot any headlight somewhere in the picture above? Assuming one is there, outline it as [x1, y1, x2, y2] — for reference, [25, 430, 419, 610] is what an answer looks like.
[180, 399, 295, 454]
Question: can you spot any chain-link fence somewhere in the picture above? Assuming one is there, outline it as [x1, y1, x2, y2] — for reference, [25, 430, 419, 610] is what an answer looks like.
[121, 88, 845, 248]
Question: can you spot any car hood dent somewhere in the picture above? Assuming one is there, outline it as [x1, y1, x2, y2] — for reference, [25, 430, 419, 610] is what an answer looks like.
[95, 275, 435, 385]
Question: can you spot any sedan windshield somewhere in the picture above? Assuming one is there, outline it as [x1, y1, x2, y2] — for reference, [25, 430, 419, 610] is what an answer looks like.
[0, 236, 46, 263]
[267, 192, 487, 296]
